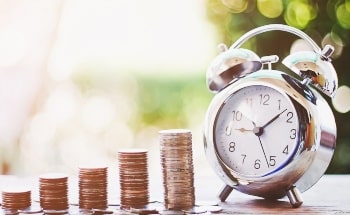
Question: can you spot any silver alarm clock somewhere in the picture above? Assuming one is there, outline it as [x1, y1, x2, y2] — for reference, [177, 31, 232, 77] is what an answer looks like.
[203, 24, 338, 207]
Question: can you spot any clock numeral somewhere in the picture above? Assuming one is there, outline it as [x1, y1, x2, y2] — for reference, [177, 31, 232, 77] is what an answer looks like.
[232, 110, 243, 121]
[269, 156, 276, 166]
[259, 94, 270, 105]
[254, 159, 261, 169]
[286, 112, 293, 123]
[283, 145, 289, 155]
[290, 129, 296, 139]
[241, 154, 247, 164]
[277, 99, 281, 110]
[225, 121, 233, 136]
[229, 142, 236, 152]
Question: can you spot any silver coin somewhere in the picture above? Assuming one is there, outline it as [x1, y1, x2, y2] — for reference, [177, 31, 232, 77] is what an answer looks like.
[158, 210, 185, 215]
[181, 206, 207, 214]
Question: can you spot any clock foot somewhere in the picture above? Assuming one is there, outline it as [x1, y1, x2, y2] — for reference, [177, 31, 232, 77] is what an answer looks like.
[218, 185, 233, 202]
[286, 186, 303, 208]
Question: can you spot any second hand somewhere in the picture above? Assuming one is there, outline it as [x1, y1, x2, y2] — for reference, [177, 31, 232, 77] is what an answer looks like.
[257, 135, 270, 168]
[243, 111, 270, 168]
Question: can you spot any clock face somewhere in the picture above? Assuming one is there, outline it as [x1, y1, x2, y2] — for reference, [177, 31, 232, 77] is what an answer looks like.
[214, 85, 299, 177]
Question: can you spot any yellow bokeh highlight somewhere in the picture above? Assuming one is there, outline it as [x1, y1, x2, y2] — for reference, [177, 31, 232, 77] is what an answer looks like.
[284, 1, 316, 29]
[336, 3, 350, 29]
[257, 0, 284, 18]
[221, 0, 248, 13]
[346, 0, 350, 12]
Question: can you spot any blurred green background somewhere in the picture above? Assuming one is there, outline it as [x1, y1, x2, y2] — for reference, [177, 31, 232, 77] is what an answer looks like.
[0, 0, 349, 176]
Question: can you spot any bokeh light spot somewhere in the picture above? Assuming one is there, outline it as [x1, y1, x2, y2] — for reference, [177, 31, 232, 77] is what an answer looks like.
[332, 85, 350, 113]
[257, 0, 283, 18]
[346, 0, 350, 11]
[290, 39, 314, 53]
[322, 32, 343, 59]
[336, 3, 350, 29]
[221, 0, 248, 13]
[284, 1, 314, 29]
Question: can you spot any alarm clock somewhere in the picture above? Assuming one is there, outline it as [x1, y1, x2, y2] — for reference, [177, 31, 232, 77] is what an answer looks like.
[203, 24, 338, 207]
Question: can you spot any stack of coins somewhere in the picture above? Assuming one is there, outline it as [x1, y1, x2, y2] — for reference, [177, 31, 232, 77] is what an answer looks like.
[1, 188, 31, 211]
[159, 129, 195, 210]
[118, 149, 149, 209]
[39, 173, 69, 211]
[79, 166, 108, 210]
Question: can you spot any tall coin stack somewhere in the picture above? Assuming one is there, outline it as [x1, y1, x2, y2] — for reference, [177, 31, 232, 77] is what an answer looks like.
[79, 166, 108, 210]
[159, 129, 195, 210]
[1, 188, 31, 211]
[118, 149, 149, 209]
[39, 173, 69, 212]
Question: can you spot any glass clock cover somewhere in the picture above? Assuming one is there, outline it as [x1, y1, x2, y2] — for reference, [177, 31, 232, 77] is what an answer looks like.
[214, 85, 299, 177]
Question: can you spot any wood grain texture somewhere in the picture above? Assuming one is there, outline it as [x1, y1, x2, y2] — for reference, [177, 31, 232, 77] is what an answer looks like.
[195, 175, 350, 214]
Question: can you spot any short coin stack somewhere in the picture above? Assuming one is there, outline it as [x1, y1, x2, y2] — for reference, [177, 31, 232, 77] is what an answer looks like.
[159, 129, 195, 210]
[79, 166, 108, 210]
[39, 173, 69, 212]
[1, 188, 31, 211]
[118, 149, 149, 209]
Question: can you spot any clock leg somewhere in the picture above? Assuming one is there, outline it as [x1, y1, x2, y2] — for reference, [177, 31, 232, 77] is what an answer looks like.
[286, 185, 303, 208]
[218, 185, 233, 202]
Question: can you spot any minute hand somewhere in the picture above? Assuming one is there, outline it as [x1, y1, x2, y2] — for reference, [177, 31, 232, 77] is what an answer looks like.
[261, 109, 287, 129]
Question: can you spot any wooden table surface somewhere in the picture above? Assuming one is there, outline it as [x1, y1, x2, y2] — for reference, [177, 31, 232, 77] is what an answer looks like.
[194, 174, 350, 214]
[0, 174, 349, 214]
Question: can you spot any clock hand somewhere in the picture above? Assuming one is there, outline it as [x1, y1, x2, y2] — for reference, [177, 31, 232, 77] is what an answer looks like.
[227, 111, 256, 134]
[261, 108, 287, 129]
[257, 135, 270, 168]
[226, 121, 252, 135]
[246, 115, 256, 126]
[251, 109, 287, 168]
[236, 112, 256, 133]
[235, 128, 253, 132]
[251, 109, 287, 136]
